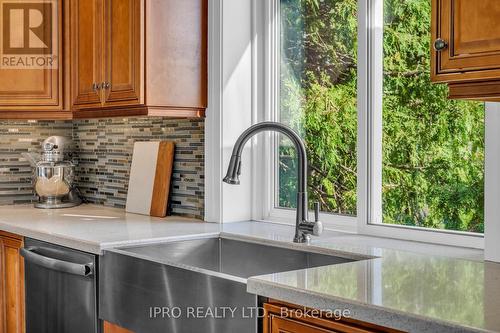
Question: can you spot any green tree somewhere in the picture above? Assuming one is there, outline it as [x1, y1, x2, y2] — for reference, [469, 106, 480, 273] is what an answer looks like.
[279, 0, 484, 232]
[382, 0, 484, 232]
[279, 0, 358, 214]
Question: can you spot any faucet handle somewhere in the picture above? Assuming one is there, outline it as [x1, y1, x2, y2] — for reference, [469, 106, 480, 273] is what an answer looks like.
[313, 202, 323, 236]
[299, 203, 323, 238]
[314, 202, 320, 222]
[312, 220, 323, 236]
[299, 220, 323, 237]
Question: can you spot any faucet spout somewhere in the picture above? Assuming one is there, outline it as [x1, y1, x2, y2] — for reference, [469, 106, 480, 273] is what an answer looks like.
[223, 121, 322, 243]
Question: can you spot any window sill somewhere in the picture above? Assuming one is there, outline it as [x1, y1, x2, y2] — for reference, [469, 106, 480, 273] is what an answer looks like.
[264, 208, 484, 249]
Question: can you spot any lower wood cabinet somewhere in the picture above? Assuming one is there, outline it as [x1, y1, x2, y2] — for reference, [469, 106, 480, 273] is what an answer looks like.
[263, 301, 404, 333]
[268, 315, 335, 333]
[0, 231, 24, 333]
[103, 321, 134, 333]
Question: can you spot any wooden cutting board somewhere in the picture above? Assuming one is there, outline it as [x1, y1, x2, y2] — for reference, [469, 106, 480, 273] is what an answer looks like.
[126, 141, 175, 217]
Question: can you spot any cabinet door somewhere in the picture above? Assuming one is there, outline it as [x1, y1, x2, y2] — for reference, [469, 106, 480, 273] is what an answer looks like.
[70, 0, 104, 108]
[269, 315, 336, 333]
[0, 233, 24, 333]
[432, 0, 500, 80]
[263, 302, 399, 333]
[0, 0, 62, 111]
[145, 0, 207, 110]
[102, 0, 142, 107]
[103, 321, 134, 333]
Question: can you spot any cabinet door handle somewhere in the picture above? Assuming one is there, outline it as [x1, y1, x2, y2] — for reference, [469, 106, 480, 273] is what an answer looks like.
[102, 82, 111, 89]
[92, 82, 101, 91]
[433, 38, 448, 52]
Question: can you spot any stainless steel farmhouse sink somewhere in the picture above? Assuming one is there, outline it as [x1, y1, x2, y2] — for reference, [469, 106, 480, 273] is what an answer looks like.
[100, 237, 358, 333]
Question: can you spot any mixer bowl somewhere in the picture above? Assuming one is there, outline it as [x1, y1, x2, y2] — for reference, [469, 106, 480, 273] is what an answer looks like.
[34, 162, 74, 199]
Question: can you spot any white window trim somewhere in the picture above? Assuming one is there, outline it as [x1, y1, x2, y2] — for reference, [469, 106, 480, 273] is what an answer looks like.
[257, 0, 358, 233]
[204, 0, 223, 223]
[257, 0, 485, 249]
[485, 103, 500, 261]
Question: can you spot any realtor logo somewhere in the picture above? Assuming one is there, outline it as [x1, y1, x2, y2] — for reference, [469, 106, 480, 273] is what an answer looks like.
[1, 0, 58, 69]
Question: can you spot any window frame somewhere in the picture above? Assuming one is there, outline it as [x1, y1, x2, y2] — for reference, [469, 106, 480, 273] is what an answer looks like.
[258, 0, 485, 248]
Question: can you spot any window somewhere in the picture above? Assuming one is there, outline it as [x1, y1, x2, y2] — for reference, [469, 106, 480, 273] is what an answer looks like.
[381, 0, 484, 233]
[278, 0, 358, 216]
[271, 0, 485, 238]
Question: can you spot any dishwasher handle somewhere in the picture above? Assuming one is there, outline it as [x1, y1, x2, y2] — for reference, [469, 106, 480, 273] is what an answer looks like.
[20, 247, 94, 277]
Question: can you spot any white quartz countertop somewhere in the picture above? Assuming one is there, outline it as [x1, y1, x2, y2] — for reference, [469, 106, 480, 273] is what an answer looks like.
[0, 204, 497, 332]
[0, 204, 219, 253]
[221, 223, 498, 333]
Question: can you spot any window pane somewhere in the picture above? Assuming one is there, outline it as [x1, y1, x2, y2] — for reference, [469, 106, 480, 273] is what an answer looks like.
[278, 0, 358, 216]
[382, 0, 484, 232]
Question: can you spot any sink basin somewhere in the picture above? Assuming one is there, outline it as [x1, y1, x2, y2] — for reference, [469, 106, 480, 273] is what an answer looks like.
[100, 237, 357, 333]
[121, 237, 353, 279]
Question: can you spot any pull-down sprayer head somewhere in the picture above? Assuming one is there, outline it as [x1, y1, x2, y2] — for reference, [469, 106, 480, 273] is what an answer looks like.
[223, 155, 242, 185]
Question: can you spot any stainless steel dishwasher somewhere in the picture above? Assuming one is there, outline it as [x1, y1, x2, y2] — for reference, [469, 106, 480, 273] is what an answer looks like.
[20, 238, 99, 333]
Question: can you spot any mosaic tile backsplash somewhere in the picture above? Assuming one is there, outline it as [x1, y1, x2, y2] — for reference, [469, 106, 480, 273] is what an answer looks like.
[73, 118, 204, 219]
[0, 120, 73, 205]
[0, 118, 204, 219]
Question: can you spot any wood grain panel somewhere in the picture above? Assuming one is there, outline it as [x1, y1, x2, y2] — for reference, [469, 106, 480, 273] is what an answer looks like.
[103, 321, 134, 333]
[0, 0, 62, 111]
[0, 232, 22, 241]
[270, 315, 335, 333]
[264, 301, 405, 333]
[150, 141, 175, 217]
[70, 0, 103, 108]
[145, 0, 207, 109]
[448, 80, 500, 101]
[145, 106, 205, 118]
[433, 0, 500, 78]
[453, 1, 500, 55]
[0, 233, 24, 333]
[103, 0, 142, 107]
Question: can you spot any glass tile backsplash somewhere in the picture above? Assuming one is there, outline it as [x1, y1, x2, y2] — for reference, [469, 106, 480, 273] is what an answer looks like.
[0, 117, 204, 219]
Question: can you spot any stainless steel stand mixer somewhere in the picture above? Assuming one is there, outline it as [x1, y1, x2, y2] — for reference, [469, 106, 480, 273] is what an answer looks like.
[23, 136, 82, 209]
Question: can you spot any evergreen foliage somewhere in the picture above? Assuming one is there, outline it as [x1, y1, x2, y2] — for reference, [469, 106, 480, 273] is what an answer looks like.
[279, 0, 484, 232]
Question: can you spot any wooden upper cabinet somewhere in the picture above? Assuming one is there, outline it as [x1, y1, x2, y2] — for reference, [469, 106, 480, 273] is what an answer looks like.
[431, 0, 500, 100]
[0, 0, 206, 118]
[70, 0, 103, 109]
[0, 232, 24, 333]
[102, 0, 142, 107]
[145, 0, 207, 114]
[71, 0, 208, 115]
[439, 0, 500, 72]
[71, 0, 141, 110]
[0, 0, 63, 112]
